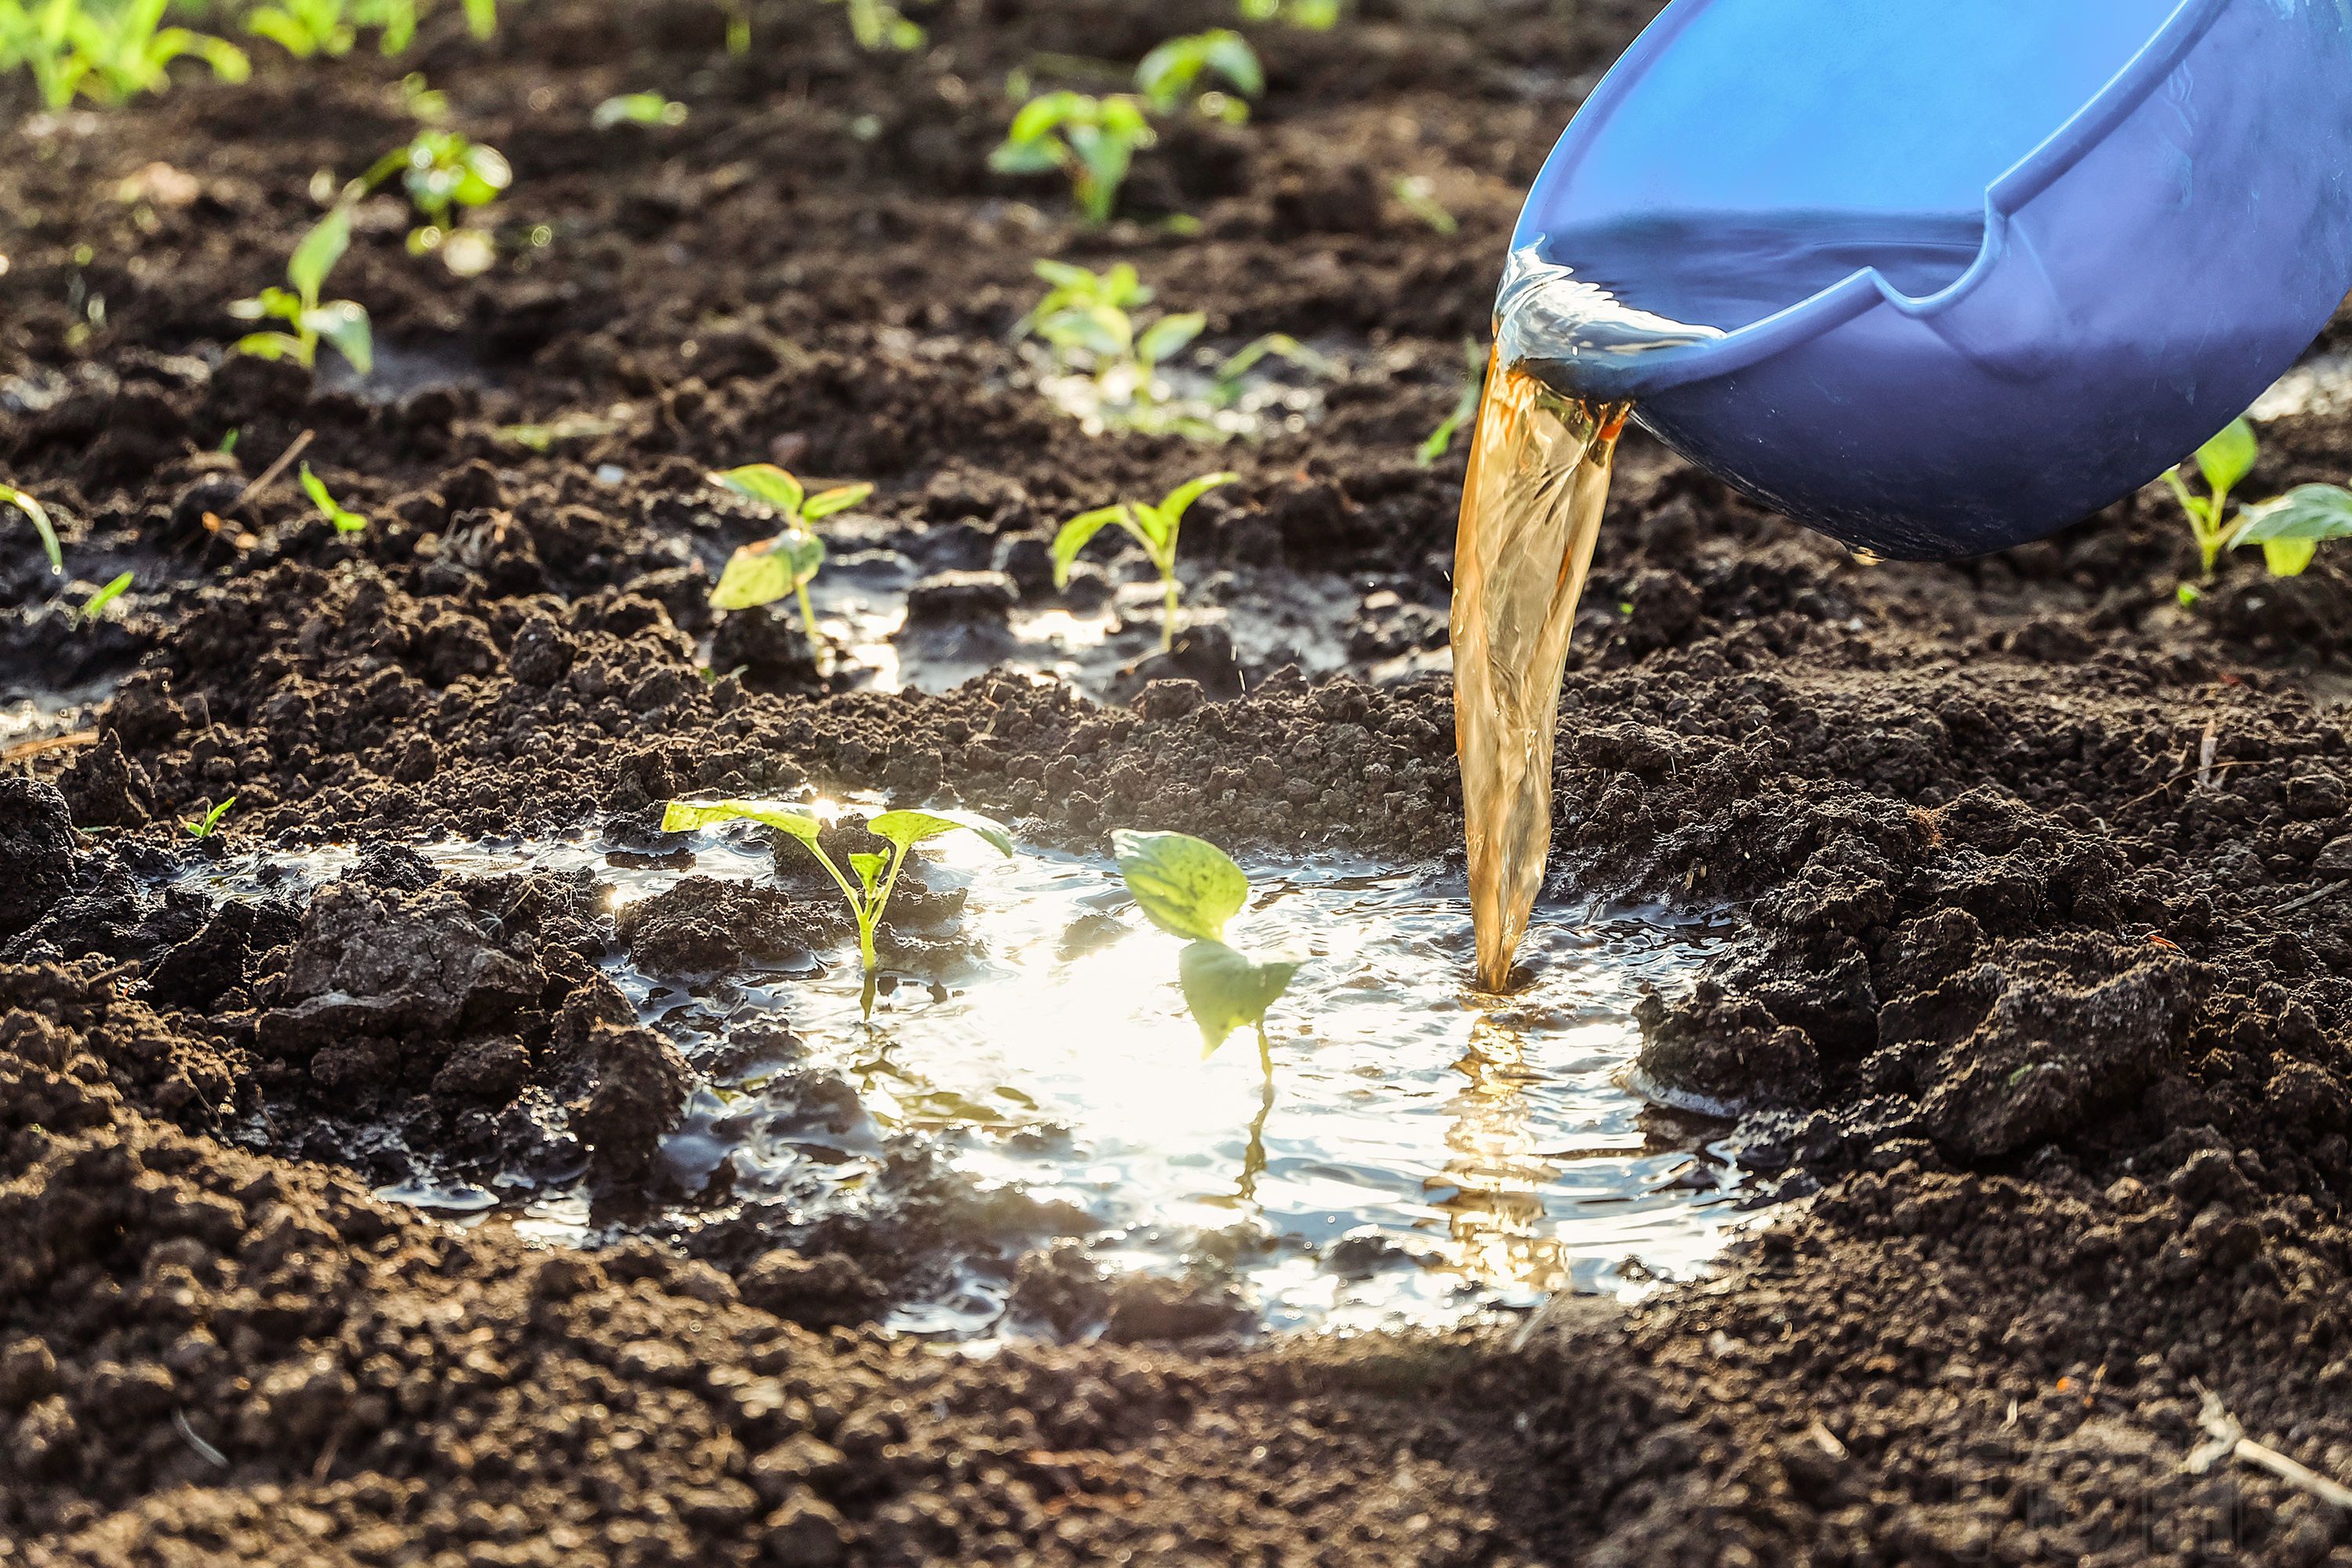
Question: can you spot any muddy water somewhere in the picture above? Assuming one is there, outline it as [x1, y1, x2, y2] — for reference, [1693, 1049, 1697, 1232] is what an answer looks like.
[177, 825, 1746, 1335]
[1452, 357, 1628, 992]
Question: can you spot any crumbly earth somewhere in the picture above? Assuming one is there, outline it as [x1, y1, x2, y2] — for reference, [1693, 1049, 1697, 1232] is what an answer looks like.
[7, 0, 2352, 1563]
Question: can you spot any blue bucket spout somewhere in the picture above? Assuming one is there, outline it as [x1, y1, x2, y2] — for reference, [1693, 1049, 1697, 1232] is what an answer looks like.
[1507, 0, 2352, 559]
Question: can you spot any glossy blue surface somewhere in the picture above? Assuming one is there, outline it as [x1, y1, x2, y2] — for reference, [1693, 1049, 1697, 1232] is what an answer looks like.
[1512, 0, 2352, 558]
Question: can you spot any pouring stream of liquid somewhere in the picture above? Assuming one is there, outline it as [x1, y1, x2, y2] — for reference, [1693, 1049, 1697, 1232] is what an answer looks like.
[1451, 350, 1627, 992]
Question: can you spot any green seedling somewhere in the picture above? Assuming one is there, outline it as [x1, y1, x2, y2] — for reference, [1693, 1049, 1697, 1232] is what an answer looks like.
[1210, 332, 1332, 409]
[365, 127, 510, 275]
[1417, 337, 1486, 466]
[229, 200, 373, 376]
[78, 569, 131, 622]
[660, 798, 1014, 1014]
[2, 484, 64, 575]
[2165, 417, 2259, 579]
[593, 92, 688, 129]
[1392, 174, 1457, 235]
[990, 90, 1155, 226]
[1053, 472, 1235, 650]
[1135, 28, 1261, 122]
[1, 0, 249, 108]
[707, 464, 873, 636]
[1238, 0, 1339, 27]
[1112, 829, 1301, 1073]
[184, 797, 236, 837]
[831, 0, 921, 50]
[2161, 416, 2352, 592]
[1022, 260, 1210, 434]
[299, 463, 368, 532]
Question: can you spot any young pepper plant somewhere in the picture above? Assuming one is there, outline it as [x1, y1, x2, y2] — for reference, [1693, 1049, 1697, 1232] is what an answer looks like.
[661, 798, 1014, 1014]
[364, 126, 511, 275]
[2165, 417, 2259, 580]
[1022, 260, 1210, 435]
[1054, 472, 1236, 650]
[1135, 28, 1261, 122]
[229, 200, 373, 376]
[706, 464, 873, 637]
[1112, 829, 1301, 1075]
[989, 91, 1155, 226]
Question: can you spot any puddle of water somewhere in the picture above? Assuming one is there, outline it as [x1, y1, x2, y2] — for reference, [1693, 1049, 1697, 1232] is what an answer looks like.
[176, 822, 1747, 1337]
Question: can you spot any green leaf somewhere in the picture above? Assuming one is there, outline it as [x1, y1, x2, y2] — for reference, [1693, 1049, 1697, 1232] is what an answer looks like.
[1156, 470, 1236, 526]
[2, 485, 64, 575]
[989, 138, 1064, 174]
[2194, 417, 2259, 495]
[660, 797, 825, 847]
[2263, 538, 2321, 577]
[184, 797, 237, 837]
[1112, 829, 1250, 944]
[1178, 939, 1299, 1055]
[710, 531, 826, 611]
[288, 203, 352, 301]
[1202, 31, 1264, 96]
[80, 570, 132, 622]
[593, 93, 688, 129]
[233, 331, 306, 364]
[1007, 90, 1083, 143]
[849, 852, 887, 892]
[801, 482, 873, 521]
[1134, 310, 1203, 368]
[867, 808, 1017, 858]
[307, 300, 373, 376]
[712, 463, 806, 521]
[1051, 505, 1130, 587]
[2233, 485, 2352, 546]
[298, 463, 368, 532]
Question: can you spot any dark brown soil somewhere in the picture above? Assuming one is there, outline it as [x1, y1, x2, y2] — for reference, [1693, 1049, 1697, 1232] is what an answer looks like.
[8, 0, 2352, 1562]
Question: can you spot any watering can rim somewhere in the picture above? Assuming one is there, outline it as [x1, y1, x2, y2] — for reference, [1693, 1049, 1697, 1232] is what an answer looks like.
[1512, 0, 2231, 397]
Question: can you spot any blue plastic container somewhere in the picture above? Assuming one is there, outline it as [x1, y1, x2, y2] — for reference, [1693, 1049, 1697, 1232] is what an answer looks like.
[1508, 0, 2352, 559]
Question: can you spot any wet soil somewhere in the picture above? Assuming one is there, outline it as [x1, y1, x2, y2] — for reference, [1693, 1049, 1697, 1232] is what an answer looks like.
[8, 0, 2352, 1561]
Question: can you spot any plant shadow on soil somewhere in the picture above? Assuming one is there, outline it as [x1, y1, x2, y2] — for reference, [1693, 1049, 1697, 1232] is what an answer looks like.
[8, 0, 2352, 1562]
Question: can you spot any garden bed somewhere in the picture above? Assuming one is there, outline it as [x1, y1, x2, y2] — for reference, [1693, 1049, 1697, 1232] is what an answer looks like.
[7, 0, 2352, 1562]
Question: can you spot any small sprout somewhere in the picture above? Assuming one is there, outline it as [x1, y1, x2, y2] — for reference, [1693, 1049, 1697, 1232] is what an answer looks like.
[184, 797, 237, 837]
[218, 429, 240, 454]
[2163, 417, 2259, 579]
[1135, 29, 1261, 122]
[989, 91, 1155, 227]
[1237, 0, 1341, 27]
[1392, 174, 1457, 235]
[1210, 332, 1332, 408]
[365, 127, 510, 276]
[2, 484, 64, 575]
[495, 412, 619, 451]
[1022, 260, 1214, 435]
[1053, 472, 1235, 650]
[1112, 829, 1302, 1073]
[831, 0, 924, 51]
[230, 200, 373, 376]
[660, 798, 1014, 1014]
[78, 570, 132, 622]
[706, 464, 873, 637]
[2230, 485, 2352, 578]
[1417, 337, 1486, 466]
[299, 463, 368, 533]
[593, 92, 688, 129]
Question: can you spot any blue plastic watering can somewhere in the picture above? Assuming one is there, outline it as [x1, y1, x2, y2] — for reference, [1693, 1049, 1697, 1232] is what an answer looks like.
[1502, 0, 2352, 559]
